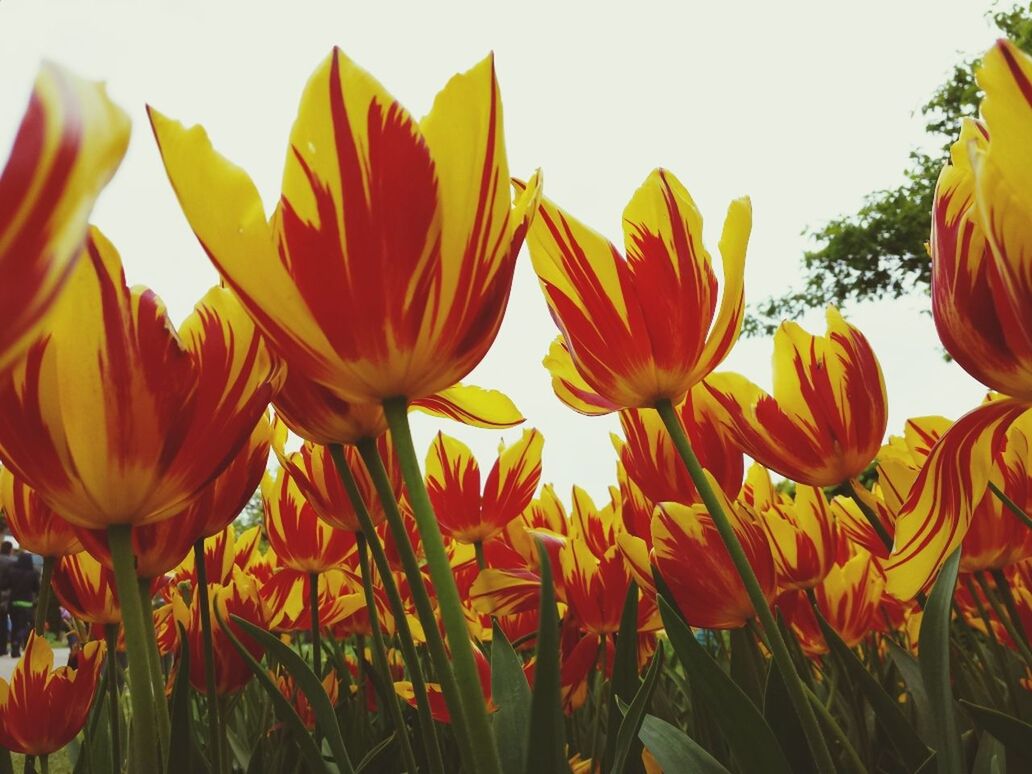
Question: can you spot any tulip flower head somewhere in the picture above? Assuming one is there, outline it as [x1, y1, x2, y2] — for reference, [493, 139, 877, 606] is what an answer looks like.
[426, 428, 544, 544]
[51, 550, 121, 625]
[0, 468, 82, 557]
[0, 228, 283, 529]
[0, 633, 105, 755]
[150, 51, 540, 404]
[529, 169, 751, 411]
[0, 63, 129, 377]
[705, 307, 887, 487]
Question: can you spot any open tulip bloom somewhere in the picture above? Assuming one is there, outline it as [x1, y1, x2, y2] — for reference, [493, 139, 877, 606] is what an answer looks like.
[3, 33, 1032, 774]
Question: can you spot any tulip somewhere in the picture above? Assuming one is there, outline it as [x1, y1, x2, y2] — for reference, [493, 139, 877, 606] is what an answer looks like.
[174, 566, 268, 695]
[0, 63, 129, 377]
[886, 40, 1032, 597]
[560, 538, 655, 636]
[614, 384, 743, 505]
[261, 567, 364, 632]
[276, 669, 340, 730]
[705, 307, 887, 487]
[263, 468, 357, 573]
[426, 429, 544, 545]
[0, 468, 82, 557]
[0, 633, 105, 756]
[743, 465, 836, 590]
[529, 168, 750, 411]
[652, 476, 776, 629]
[51, 550, 121, 625]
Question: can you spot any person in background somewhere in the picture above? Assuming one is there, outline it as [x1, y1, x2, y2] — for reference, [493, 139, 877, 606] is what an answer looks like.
[0, 553, 38, 658]
[0, 541, 14, 656]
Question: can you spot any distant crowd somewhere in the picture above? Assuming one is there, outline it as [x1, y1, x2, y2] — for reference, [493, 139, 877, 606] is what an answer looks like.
[0, 539, 40, 658]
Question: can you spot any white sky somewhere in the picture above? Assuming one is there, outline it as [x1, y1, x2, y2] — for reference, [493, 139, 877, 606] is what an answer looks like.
[0, 0, 1009, 501]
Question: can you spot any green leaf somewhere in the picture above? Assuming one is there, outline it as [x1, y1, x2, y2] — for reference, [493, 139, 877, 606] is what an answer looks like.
[972, 727, 1006, 774]
[492, 622, 531, 774]
[657, 594, 793, 774]
[961, 700, 1032, 764]
[603, 583, 642, 773]
[636, 714, 732, 774]
[884, 638, 934, 745]
[356, 733, 397, 773]
[611, 649, 663, 773]
[168, 623, 198, 774]
[232, 615, 357, 774]
[524, 540, 570, 774]
[214, 609, 331, 774]
[763, 659, 815, 774]
[918, 549, 963, 774]
[813, 604, 929, 769]
[730, 627, 765, 707]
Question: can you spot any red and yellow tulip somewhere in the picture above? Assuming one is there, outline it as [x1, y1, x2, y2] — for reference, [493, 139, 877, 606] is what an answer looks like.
[426, 428, 544, 544]
[705, 307, 887, 487]
[0, 633, 105, 755]
[529, 169, 750, 411]
[0, 227, 282, 529]
[0, 468, 82, 557]
[51, 551, 121, 625]
[150, 51, 539, 404]
[0, 63, 129, 377]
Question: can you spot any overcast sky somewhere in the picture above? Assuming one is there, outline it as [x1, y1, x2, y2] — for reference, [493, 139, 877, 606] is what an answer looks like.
[0, 0, 1010, 501]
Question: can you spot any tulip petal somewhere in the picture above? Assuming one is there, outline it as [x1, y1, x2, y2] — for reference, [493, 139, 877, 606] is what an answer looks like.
[425, 432, 482, 542]
[0, 63, 130, 375]
[411, 382, 525, 428]
[481, 429, 544, 535]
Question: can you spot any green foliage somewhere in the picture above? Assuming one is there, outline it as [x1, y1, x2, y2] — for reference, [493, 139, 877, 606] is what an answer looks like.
[744, 3, 1032, 336]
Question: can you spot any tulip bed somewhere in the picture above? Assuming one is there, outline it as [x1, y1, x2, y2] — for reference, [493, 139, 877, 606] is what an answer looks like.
[1, 32, 1032, 774]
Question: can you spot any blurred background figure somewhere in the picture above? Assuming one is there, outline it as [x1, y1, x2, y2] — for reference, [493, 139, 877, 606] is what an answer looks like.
[0, 552, 38, 658]
[0, 541, 14, 655]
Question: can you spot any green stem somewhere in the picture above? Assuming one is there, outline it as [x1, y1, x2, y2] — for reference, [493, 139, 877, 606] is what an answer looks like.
[988, 481, 1032, 530]
[352, 437, 474, 772]
[655, 398, 835, 774]
[589, 634, 607, 769]
[37, 755, 47, 774]
[138, 577, 171, 757]
[474, 540, 487, 571]
[975, 571, 1032, 668]
[193, 539, 224, 774]
[847, 480, 894, 553]
[333, 449, 445, 774]
[383, 397, 503, 774]
[309, 572, 322, 678]
[990, 568, 1031, 650]
[107, 525, 163, 774]
[804, 684, 867, 774]
[33, 556, 55, 636]
[959, 578, 1013, 711]
[356, 532, 420, 774]
[104, 624, 122, 772]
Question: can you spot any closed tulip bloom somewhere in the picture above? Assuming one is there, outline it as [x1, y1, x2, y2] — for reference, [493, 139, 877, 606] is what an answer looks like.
[263, 468, 356, 572]
[560, 539, 648, 635]
[615, 383, 743, 505]
[743, 465, 835, 590]
[51, 551, 121, 625]
[276, 670, 340, 730]
[172, 523, 264, 587]
[813, 548, 886, 649]
[0, 468, 82, 557]
[0, 633, 105, 755]
[705, 307, 887, 487]
[0, 227, 282, 529]
[150, 51, 540, 404]
[426, 429, 544, 543]
[652, 475, 776, 629]
[529, 169, 751, 411]
[0, 63, 129, 376]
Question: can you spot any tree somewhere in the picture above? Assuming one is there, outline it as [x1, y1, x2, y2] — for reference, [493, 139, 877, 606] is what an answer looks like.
[744, 4, 1032, 336]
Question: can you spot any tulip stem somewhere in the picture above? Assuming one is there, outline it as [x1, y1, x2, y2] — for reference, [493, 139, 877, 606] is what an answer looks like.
[988, 481, 1032, 530]
[138, 577, 171, 757]
[355, 532, 420, 774]
[474, 540, 487, 571]
[107, 525, 163, 774]
[193, 540, 224, 774]
[383, 397, 503, 774]
[309, 572, 322, 678]
[847, 480, 894, 553]
[37, 755, 47, 774]
[990, 568, 1031, 648]
[33, 556, 55, 637]
[975, 571, 1032, 668]
[655, 398, 836, 774]
[349, 439, 471, 774]
[104, 624, 122, 771]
